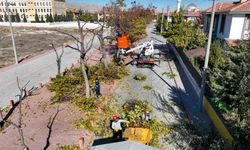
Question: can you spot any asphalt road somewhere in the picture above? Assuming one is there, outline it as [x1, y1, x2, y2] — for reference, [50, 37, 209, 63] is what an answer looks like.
[0, 35, 102, 109]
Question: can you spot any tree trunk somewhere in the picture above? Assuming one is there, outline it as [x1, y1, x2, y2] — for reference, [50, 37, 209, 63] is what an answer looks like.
[57, 60, 61, 76]
[80, 59, 90, 98]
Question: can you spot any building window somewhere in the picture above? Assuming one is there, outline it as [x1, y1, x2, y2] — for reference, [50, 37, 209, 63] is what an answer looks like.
[47, 9, 49, 12]
[40, 2, 42, 6]
[38, 9, 40, 12]
[44, 9, 46, 12]
[46, 2, 48, 6]
[37, 2, 39, 6]
[34, 3, 36, 6]
[220, 14, 226, 33]
[43, 2, 45, 6]
[20, 9, 22, 12]
[0, 9, 2, 12]
[49, 2, 51, 6]
[41, 9, 43, 12]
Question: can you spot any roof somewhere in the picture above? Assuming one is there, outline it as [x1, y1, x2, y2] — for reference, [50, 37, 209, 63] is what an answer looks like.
[184, 11, 201, 17]
[90, 141, 159, 150]
[205, 0, 250, 13]
[184, 48, 205, 59]
[164, 11, 201, 17]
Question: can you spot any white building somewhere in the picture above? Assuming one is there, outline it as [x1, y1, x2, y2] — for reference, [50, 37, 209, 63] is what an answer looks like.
[0, 0, 66, 22]
[203, 0, 250, 40]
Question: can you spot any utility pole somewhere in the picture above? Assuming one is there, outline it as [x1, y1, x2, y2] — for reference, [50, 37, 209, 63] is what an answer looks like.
[166, 6, 170, 30]
[199, 0, 217, 111]
[177, 0, 181, 12]
[160, 8, 164, 34]
[5, 0, 18, 64]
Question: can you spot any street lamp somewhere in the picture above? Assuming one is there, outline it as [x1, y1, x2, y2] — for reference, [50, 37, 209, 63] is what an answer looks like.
[5, 0, 18, 64]
[199, 0, 217, 111]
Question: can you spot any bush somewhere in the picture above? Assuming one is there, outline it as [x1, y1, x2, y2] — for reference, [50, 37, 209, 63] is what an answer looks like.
[133, 73, 146, 81]
[56, 145, 80, 150]
[48, 62, 128, 102]
[121, 100, 171, 148]
[143, 85, 152, 90]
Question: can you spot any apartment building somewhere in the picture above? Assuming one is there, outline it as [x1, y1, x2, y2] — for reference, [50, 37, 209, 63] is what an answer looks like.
[0, 0, 66, 22]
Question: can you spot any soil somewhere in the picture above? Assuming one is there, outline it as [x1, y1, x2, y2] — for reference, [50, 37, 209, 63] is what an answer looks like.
[0, 26, 78, 68]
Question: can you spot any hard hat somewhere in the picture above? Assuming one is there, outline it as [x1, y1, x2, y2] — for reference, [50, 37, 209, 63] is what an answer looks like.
[112, 115, 118, 121]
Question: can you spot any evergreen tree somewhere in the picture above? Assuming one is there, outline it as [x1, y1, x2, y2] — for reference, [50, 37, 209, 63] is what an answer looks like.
[4, 12, 8, 22]
[15, 13, 21, 22]
[62, 15, 66, 21]
[35, 13, 39, 22]
[54, 13, 58, 22]
[212, 40, 250, 146]
[164, 9, 207, 50]
[66, 11, 73, 21]
[23, 14, 27, 22]
[49, 13, 53, 22]
[41, 15, 44, 22]
[10, 14, 15, 22]
[46, 14, 49, 22]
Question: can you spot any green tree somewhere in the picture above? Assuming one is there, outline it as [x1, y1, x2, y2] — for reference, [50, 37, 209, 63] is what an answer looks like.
[15, 13, 21, 22]
[79, 12, 92, 22]
[210, 40, 250, 147]
[49, 13, 53, 22]
[66, 11, 73, 21]
[23, 14, 27, 22]
[128, 17, 147, 43]
[164, 10, 207, 50]
[156, 14, 167, 33]
[54, 13, 58, 22]
[35, 13, 39, 22]
[11, 14, 15, 22]
[46, 14, 49, 22]
[4, 12, 8, 22]
[41, 15, 44, 22]
[208, 40, 223, 89]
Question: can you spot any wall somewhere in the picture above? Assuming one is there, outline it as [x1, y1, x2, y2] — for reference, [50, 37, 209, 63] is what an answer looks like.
[52, 0, 65, 15]
[216, 14, 232, 39]
[229, 15, 245, 39]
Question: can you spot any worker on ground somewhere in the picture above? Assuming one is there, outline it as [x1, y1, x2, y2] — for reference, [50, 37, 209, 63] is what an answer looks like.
[95, 79, 101, 97]
[142, 110, 152, 121]
[111, 115, 129, 141]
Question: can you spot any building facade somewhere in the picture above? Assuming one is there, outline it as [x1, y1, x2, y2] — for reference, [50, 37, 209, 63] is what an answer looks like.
[203, 0, 250, 40]
[0, 0, 66, 22]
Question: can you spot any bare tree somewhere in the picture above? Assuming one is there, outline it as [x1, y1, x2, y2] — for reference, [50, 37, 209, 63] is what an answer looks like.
[56, 12, 96, 98]
[50, 43, 64, 76]
[0, 77, 29, 150]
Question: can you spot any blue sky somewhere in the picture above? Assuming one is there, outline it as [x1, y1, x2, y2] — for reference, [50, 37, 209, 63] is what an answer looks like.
[67, 0, 238, 10]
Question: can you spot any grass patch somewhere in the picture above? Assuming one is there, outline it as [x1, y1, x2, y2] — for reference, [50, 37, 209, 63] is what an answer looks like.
[56, 145, 80, 150]
[162, 72, 176, 79]
[143, 85, 152, 90]
[133, 73, 147, 81]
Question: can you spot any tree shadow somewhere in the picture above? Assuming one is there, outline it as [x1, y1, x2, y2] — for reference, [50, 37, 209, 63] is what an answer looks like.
[43, 106, 61, 150]
[0, 101, 20, 128]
